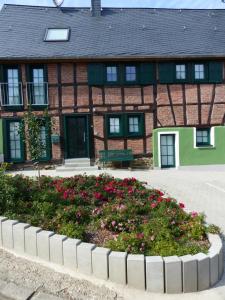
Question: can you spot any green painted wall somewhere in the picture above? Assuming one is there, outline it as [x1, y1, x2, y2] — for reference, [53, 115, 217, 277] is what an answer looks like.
[0, 119, 3, 156]
[153, 126, 225, 167]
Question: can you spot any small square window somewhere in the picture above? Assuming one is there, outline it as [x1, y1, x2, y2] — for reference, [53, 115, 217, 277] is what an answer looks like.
[45, 28, 70, 41]
[125, 66, 137, 82]
[195, 64, 205, 80]
[176, 64, 186, 80]
[196, 128, 210, 146]
[106, 66, 118, 82]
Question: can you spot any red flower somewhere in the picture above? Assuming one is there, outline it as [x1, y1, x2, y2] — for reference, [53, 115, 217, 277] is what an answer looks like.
[94, 192, 103, 200]
[179, 202, 185, 209]
[136, 233, 144, 240]
[157, 197, 164, 203]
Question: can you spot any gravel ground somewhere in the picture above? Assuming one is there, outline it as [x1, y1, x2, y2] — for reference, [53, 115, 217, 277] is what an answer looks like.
[0, 249, 122, 300]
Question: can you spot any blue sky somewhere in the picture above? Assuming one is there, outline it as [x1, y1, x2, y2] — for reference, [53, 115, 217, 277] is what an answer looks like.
[1, 0, 225, 9]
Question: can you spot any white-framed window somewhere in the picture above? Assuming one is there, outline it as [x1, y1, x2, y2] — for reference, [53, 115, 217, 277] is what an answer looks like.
[195, 64, 205, 80]
[176, 64, 186, 80]
[106, 66, 118, 82]
[193, 127, 215, 148]
[45, 28, 70, 41]
[125, 66, 137, 82]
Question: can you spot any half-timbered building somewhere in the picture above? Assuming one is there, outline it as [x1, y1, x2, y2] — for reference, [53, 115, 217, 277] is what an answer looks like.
[0, 1, 225, 168]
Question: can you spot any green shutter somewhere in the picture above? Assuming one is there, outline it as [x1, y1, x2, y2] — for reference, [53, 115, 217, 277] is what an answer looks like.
[208, 62, 223, 83]
[139, 63, 155, 85]
[0, 65, 4, 82]
[88, 63, 104, 85]
[159, 63, 175, 84]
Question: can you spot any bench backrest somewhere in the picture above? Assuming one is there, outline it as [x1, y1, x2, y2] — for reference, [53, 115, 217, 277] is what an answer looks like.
[99, 149, 133, 161]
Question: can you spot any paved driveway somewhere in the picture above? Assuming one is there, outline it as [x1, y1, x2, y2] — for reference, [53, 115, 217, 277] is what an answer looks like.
[9, 167, 225, 299]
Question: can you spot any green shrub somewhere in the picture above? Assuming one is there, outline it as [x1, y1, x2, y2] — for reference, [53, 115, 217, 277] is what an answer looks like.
[0, 172, 214, 256]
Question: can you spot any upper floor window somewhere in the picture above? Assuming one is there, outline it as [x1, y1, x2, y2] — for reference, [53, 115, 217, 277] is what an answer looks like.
[176, 64, 186, 80]
[0, 66, 23, 107]
[27, 66, 48, 106]
[45, 28, 70, 41]
[106, 66, 118, 82]
[194, 64, 205, 80]
[125, 66, 137, 82]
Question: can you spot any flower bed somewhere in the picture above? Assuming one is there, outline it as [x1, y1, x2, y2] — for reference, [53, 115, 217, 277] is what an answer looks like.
[0, 172, 219, 257]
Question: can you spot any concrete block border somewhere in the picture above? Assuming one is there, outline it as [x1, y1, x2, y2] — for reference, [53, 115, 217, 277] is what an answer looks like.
[0, 217, 223, 294]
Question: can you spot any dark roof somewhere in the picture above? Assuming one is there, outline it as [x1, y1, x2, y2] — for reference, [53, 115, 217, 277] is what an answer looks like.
[1, 4, 225, 60]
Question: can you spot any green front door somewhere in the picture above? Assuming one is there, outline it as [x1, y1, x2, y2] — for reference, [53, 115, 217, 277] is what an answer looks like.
[65, 116, 89, 158]
[160, 134, 175, 168]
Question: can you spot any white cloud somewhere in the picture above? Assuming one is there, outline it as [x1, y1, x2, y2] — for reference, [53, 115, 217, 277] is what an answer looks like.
[1, 0, 225, 9]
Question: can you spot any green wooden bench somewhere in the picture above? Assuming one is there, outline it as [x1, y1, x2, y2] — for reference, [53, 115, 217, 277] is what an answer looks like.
[99, 149, 134, 169]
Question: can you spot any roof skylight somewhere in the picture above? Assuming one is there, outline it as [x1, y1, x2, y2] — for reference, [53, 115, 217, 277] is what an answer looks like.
[45, 28, 70, 41]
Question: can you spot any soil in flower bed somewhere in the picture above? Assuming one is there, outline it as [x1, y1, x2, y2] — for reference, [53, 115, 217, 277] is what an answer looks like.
[0, 173, 219, 256]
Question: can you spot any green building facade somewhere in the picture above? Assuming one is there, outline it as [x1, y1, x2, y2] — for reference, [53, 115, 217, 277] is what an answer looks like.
[153, 127, 225, 168]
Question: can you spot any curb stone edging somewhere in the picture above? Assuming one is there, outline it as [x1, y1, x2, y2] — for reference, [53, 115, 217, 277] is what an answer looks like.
[0, 217, 223, 294]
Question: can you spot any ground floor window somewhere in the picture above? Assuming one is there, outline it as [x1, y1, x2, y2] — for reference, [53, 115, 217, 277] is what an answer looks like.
[196, 128, 210, 147]
[106, 113, 144, 138]
[4, 119, 24, 162]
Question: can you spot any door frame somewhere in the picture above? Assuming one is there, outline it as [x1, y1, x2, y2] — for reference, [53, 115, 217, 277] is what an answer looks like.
[158, 131, 180, 169]
[64, 114, 91, 159]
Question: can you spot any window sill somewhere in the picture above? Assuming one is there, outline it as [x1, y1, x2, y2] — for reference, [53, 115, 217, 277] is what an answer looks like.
[2, 105, 24, 111]
[29, 104, 48, 110]
[195, 145, 215, 149]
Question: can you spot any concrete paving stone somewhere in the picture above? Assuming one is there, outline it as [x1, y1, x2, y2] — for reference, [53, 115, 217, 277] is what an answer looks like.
[49, 234, 67, 265]
[25, 227, 42, 257]
[92, 247, 111, 280]
[77, 242, 96, 275]
[13, 223, 30, 254]
[109, 251, 127, 285]
[37, 230, 54, 261]
[164, 256, 182, 294]
[145, 256, 164, 293]
[181, 255, 198, 293]
[0, 217, 7, 246]
[31, 292, 62, 300]
[0, 279, 7, 290]
[127, 254, 145, 290]
[63, 238, 81, 270]
[194, 253, 210, 291]
[0, 282, 34, 300]
[2, 220, 18, 249]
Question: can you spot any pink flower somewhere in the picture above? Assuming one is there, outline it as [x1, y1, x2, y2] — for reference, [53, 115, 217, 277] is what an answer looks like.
[151, 202, 157, 209]
[179, 202, 185, 209]
[111, 221, 117, 227]
[191, 211, 198, 218]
